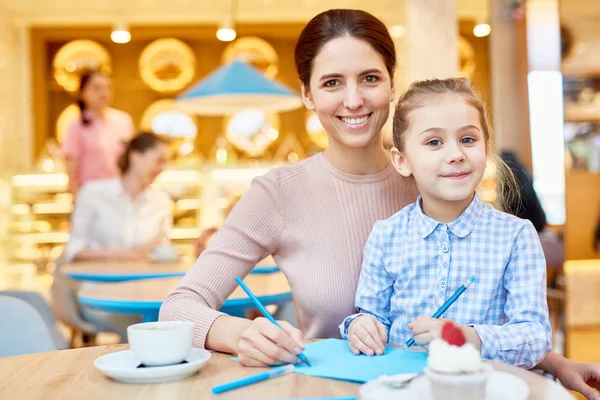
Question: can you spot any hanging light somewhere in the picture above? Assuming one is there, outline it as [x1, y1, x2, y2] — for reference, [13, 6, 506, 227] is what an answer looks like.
[217, 23, 237, 42]
[176, 60, 303, 115]
[217, 0, 237, 42]
[111, 22, 131, 44]
[473, 23, 491, 38]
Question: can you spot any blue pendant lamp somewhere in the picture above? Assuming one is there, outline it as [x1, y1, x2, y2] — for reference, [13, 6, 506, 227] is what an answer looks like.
[175, 60, 303, 116]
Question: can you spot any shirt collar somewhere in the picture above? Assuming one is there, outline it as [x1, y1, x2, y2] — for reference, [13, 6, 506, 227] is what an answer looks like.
[115, 178, 149, 202]
[414, 193, 483, 239]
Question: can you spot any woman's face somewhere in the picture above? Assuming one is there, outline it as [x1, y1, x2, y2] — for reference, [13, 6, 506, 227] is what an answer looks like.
[81, 74, 112, 111]
[130, 142, 170, 187]
[301, 36, 394, 152]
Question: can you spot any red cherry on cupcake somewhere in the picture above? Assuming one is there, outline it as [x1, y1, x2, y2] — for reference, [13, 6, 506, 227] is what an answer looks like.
[440, 321, 467, 347]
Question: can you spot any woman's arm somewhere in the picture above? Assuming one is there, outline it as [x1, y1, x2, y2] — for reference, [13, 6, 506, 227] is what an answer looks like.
[72, 247, 144, 261]
[62, 123, 82, 196]
[538, 353, 600, 400]
[65, 159, 79, 196]
[159, 172, 304, 365]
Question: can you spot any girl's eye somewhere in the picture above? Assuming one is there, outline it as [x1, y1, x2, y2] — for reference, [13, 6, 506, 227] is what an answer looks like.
[363, 75, 379, 83]
[461, 137, 475, 144]
[426, 139, 442, 147]
[324, 80, 340, 88]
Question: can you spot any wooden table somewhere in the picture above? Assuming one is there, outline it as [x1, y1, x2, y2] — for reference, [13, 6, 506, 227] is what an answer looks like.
[0, 344, 575, 400]
[63, 256, 279, 282]
[78, 272, 292, 321]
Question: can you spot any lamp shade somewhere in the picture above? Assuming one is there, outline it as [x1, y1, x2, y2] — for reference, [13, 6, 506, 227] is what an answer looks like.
[175, 60, 303, 115]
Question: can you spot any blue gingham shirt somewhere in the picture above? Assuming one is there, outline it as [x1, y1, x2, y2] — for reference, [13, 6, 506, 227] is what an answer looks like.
[341, 194, 551, 369]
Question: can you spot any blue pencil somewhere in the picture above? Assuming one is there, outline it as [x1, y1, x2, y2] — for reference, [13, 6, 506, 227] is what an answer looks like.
[405, 276, 476, 348]
[211, 364, 295, 394]
[235, 276, 312, 366]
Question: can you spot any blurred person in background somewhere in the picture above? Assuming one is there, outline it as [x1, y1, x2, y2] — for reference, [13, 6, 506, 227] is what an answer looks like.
[62, 70, 135, 196]
[595, 211, 600, 256]
[64, 132, 173, 262]
[54, 132, 172, 342]
[500, 150, 565, 286]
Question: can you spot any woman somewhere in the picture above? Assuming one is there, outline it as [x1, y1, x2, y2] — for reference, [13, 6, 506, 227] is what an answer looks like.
[160, 9, 600, 399]
[64, 132, 172, 262]
[62, 70, 135, 195]
[58, 132, 172, 342]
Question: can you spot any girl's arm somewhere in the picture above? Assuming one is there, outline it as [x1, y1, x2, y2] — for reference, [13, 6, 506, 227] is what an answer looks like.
[341, 220, 395, 336]
[470, 221, 552, 369]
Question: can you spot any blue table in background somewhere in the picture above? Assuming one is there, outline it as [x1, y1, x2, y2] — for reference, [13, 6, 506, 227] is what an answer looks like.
[63, 256, 279, 283]
[77, 272, 292, 322]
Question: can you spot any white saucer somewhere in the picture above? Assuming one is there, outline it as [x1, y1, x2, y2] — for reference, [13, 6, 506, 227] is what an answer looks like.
[94, 348, 211, 384]
[359, 371, 529, 400]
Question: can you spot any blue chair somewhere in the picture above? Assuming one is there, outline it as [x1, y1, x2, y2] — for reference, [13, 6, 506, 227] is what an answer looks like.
[0, 290, 68, 350]
[0, 296, 57, 357]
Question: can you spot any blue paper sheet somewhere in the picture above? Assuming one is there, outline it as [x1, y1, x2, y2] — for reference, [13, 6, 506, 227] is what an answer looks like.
[291, 339, 428, 383]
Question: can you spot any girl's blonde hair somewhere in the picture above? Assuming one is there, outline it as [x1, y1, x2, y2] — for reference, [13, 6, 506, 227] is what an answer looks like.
[392, 77, 518, 211]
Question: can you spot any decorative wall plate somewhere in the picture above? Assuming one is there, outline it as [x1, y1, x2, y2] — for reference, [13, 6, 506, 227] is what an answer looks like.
[53, 40, 112, 93]
[224, 108, 280, 157]
[139, 38, 196, 93]
[222, 37, 279, 79]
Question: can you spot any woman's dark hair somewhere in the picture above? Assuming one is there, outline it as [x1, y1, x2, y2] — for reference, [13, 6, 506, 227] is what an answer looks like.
[77, 70, 107, 125]
[294, 9, 396, 89]
[118, 132, 168, 174]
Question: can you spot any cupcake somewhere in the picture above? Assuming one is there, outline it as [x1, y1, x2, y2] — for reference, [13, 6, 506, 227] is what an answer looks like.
[425, 321, 493, 400]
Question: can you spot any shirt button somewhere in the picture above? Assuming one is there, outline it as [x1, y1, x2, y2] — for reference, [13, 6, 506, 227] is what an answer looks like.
[442, 243, 449, 252]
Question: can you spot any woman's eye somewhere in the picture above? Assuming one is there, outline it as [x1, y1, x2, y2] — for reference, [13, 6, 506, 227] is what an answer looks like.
[324, 80, 340, 88]
[363, 75, 379, 83]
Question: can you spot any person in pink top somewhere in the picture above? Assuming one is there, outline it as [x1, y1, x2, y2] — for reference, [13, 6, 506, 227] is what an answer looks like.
[62, 70, 135, 195]
[159, 9, 600, 399]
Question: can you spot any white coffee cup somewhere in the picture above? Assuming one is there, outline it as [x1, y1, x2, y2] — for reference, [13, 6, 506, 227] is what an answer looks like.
[127, 321, 194, 366]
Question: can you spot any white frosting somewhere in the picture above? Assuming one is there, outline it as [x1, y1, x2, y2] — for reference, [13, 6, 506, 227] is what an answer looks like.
[427, 338, 482, 373]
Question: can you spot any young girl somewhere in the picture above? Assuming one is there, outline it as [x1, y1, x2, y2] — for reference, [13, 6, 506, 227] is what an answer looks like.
[341, 78, 552, 369]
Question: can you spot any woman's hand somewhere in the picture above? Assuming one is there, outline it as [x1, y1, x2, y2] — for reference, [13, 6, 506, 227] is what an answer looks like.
[554, 359, 600, 400]
[347, 315, 387, 356]
[236, 317, 305, 367]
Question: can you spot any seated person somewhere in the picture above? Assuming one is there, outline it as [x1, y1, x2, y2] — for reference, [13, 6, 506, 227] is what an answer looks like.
[60, 132, 173, 342]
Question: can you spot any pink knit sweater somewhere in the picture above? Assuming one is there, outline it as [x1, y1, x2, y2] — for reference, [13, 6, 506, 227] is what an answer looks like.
[159, 153, 418, 348]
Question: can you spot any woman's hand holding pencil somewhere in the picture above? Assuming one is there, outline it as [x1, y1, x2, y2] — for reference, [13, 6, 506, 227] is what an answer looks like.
[237, 317, 306, 367]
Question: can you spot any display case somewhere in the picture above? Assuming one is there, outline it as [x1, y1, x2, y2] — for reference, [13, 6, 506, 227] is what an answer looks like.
[2, 168, 205, 272]
[0, 162, 284, 273]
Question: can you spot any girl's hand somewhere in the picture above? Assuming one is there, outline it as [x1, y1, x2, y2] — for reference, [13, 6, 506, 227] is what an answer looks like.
[408, 317, 450, 346]
[236, 317, 305, 367]
[347, 315, 387, 356]
[408, 317, 481, 350]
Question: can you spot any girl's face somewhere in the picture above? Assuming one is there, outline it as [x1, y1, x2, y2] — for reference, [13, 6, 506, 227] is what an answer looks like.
[81, 74, 112, 111]
[301, 36, 394, 152]
[392, 94, 487, 210]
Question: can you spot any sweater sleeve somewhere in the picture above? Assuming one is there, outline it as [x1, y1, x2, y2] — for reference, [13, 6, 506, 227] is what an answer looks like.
[159, 170, 284, 348]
